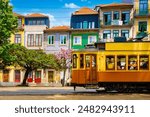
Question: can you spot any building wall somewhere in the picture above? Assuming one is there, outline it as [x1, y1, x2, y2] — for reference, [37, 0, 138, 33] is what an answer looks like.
[133, 0, 150, 39]
[24, 25, 47, 50]
[71, 32, 99, 50]
[44, 32, 70, 54]
[10, 17, 25, 46]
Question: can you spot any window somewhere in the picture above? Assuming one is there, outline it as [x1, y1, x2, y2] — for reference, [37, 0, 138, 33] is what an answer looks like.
[139, 55, 149, 70]
[88, 36, 97, 44]
[104, 12, 111, 25]
[73, 36, 81, 45]
[73, 54, 77, 68]
[60, 35, 67, 45]
[139, 21, 147, 32]
[139, 0, 148, 14]
[33, 20, 36, 25]
[121, 11, 130, 24]
[29, 20, 33, 25]
[92, 22, 95, 28]
[103, 30, 111, 39]
[83, 21, 88, 29]
[27, 34, 34, 46]
[106, 56, 115, 70]
[80, 54, 84, 68]
[35, 34, 42, 46]
[121, 30, 129, 38]
[18, 18, 22, 27]
[117, 56, 126, 70]
[15, 70, 20, 83]
[3, 70, 9, 82]
[113, 11, 119, 20]
[14, 34, 21, 44]
[48, 35, 55, 45]
[76, 22, 80, 28]
[113, 30, 119, 38]
[86, 55, 90, 68]
[128, 56, 138, 70]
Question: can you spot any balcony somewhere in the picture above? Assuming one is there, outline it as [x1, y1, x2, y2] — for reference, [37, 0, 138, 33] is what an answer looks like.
[101, 20, 132, 28]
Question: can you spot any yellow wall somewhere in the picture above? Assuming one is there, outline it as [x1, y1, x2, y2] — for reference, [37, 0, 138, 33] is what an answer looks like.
[10, 17, 25, 46]
[133, 0, 150, 38]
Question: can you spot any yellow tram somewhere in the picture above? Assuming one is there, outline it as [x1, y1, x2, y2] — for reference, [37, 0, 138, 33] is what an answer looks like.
[71, 42, 150, 92]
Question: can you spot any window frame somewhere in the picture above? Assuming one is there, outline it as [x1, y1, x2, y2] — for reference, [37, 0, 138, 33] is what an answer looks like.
[139, 55, 149, 70]
[121, 30, 129, 38]
[138, 21, 147, 32]
[73, 36, 82, 45]
[60, 35, 67, 45]
[14, 34, 21, 44]
[128, 55, 138, 70]
[88, 36, 97, 44]
[48, 35, 55, 45]
[27, 34, 34, 47]
[106, 55, 115, 70]
[35, 34, 42, 46]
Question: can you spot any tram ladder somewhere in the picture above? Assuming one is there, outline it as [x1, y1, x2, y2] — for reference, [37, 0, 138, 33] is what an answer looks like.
[85, 84, 99, 89]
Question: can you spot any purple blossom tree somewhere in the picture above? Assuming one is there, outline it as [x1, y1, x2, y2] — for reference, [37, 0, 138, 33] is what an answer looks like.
[55, 48, 72, 86]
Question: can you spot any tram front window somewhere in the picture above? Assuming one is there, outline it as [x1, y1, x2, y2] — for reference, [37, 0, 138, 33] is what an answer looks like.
[128, 56, 137, 70]
[117, 56, 126, 70]
[106, 56, 115, 70]
[139, 55, 149, 70]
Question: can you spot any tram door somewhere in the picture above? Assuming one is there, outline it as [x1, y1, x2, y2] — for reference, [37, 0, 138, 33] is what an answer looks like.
[85, 54, 97, 84]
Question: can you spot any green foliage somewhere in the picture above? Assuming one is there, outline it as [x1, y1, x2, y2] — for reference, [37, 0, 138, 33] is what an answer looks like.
[0, 0, 18, 45]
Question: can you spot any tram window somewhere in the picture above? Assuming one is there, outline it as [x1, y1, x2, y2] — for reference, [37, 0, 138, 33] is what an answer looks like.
[106, 56, 115, 70]
[73, 54, 77, 68]
[139, 55, 149, 70]
[117, 56, 126, 70]
[128, 56, 137, 70]
[80, 54, 84, 68]
[86, 55, 90, 68]
[92, 56, 96, 68]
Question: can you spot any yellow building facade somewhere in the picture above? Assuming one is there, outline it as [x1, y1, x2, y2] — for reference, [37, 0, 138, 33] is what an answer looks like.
[10, 13, 25, 46]
[0, 13, 25, 86]
[133, 0, 150, 39]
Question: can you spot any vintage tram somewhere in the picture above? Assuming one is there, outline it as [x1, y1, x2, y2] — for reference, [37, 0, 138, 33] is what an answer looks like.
[71, 42, 150, 92]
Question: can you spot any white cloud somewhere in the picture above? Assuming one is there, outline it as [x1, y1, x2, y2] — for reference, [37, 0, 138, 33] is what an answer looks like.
[65, 3, 80, 9]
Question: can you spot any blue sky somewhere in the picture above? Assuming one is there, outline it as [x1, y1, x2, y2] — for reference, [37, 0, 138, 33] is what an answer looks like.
[10, 0, 131, 27]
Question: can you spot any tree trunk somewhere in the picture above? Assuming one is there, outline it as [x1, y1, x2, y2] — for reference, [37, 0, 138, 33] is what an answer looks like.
[21, 69, 31, 86]
[62, 69, 66, 87]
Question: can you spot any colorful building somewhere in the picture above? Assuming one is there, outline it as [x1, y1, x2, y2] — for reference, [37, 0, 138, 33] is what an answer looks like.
[70, 7, 99, 50]
[95, 3, 133, 42]
[133, 0, 150, 40]
[0, 13, 25, 86]
[10, 13, 25, 45]
[44, 26, 70, 84]
[24, 13, 49, 50]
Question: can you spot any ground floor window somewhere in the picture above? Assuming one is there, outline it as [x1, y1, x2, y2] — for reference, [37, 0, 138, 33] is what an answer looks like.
[48, 71, 54, 83]
[35, 71, 41, 83]
[15, 70, 21, 83]
[27, 72, 33, 82]
[3, 70, 9, 82]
